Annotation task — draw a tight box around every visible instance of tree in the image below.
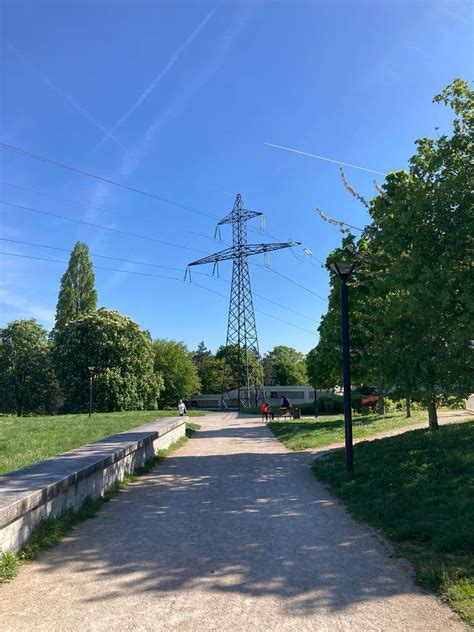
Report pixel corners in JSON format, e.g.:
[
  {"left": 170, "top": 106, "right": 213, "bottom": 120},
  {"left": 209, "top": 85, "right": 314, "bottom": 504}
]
[
  {"left": 53, "top": 309, "right": 160, "bottom": 412},
  {"left": 365, "top": 79, "right": 473, "bottom": 428},
  {"left": 54, "top": 241, "right": 97, "bottom": 333},
  {"left": 0, "top": 320, "right": 57, "bottom": 416},
  {"left": 311, "top": 79, "right": 474, "bottom": 429},
  {"left": 192, "top": 341, "right": 234, "bottom": 394},
  {"left": 215, "top": 344, "right": 262, "bottom": 392},
  {"left": 193, "top": 341, "right": 213, "bottom": 366},
  {"left": 196, "top": 356, "right": 228, "bottom": 394},
  {"left": 153, "top": 339, "right": 201, "bottom": 406},
  {"left": 263, "top": 345, "right": 308, "bottom": 385}
]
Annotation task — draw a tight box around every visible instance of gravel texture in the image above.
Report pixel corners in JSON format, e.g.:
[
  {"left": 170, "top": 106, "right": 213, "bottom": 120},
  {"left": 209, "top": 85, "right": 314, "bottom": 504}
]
[{"left": 0, "top": 413, "right": 467, "bottom": 631}]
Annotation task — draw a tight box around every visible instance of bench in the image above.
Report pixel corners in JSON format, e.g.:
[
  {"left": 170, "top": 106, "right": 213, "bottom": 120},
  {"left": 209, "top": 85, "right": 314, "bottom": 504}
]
[{"left": 277, "top": 407, "right": 293, "bottom": 419}]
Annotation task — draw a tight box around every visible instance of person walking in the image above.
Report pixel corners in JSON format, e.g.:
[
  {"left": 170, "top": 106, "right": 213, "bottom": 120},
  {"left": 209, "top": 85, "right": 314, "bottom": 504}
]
[{"left": 178, "top": 399, "right": 187, "bottom": 416}]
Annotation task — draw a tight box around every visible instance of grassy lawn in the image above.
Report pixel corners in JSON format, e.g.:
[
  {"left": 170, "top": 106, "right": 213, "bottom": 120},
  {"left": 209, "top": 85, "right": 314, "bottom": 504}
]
[
  {"left": 268, "top": 410, "right": 431, "bottom": 450},
  {"left": 0, "top": 410, "right": 206, "bottom": 475},
  {"left": 313, "top": 421, "right": 474, "bottom": 624}
]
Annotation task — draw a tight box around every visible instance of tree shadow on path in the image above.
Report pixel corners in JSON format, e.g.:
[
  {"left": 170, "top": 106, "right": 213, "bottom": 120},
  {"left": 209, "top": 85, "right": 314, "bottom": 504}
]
[{"left": 4, "top": 418, "right": 450, "bottom": 629}]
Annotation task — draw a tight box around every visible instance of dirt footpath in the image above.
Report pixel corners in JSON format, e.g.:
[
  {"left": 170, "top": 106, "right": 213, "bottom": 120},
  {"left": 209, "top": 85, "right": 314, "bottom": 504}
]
[{"left": 0, "top": 413, "right": 467, "bottom": 631}]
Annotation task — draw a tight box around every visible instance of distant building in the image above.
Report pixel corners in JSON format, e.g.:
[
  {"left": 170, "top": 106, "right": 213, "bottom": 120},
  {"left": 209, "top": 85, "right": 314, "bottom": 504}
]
[{"left": 188, "top": 385, "right": 326, "bottom": 409}]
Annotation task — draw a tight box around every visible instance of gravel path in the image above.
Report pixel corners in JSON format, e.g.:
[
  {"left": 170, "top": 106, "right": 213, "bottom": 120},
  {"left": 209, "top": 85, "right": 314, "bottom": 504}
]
[{"left": 0, "top": 413, "right": 466, "bottom": 631}]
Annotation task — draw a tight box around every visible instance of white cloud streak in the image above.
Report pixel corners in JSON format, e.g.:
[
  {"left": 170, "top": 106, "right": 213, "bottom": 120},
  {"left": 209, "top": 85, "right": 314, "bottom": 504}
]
[
  {"left": 7, "top": 43, "right": 124, "bottom": 149},
  {"left": 96, "top": 7, "right": 217, "bottom": 148},
  {"left": 264, "top": 142, "right": 388, "bottom": 176}
]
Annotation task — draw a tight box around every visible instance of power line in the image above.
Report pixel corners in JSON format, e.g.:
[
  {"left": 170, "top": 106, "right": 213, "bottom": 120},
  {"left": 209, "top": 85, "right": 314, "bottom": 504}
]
[
  {"left": 0, "top": 250, "right": 317, "bottom": 336},
  {"left": 0, "top": 237, "right": 318, "bottom": 322},
  {"left": 0, "top": 142, "right": 218, "bottom": 220},
  {"left": 0, "top": 142, "right": 328, "bottom": 297},
  {"left": 214, "top": 275, "right": 317, "bottom": 323},
  {"left": 1, "top": 181, "right": 221, "bottom": 244},
  {"left": 256, "top": 224, "right": 326, "bottom": 266},
  {"left": 0, "top": 201, "right": 209, "bottom": 255},
  {"left": 250, "top": 261, "right": 327, "bottom": 301},
  {"left": 2, "top": 197, "right": 329, "bottom": 301},
  {"left": 0, "top": 237, "right": 185, "bottom": 273},
  {"left": 0, "top": 251, "right": 181, "bottom": 281},
  {"left": 189, "top": 279, "right": 316, "bottom": 336}
]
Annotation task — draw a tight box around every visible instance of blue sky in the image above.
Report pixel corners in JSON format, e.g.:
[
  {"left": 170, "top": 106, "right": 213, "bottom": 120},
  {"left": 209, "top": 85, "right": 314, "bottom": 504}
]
[{"left": 1, "top": 0, "right": 472, "bottom": 354}]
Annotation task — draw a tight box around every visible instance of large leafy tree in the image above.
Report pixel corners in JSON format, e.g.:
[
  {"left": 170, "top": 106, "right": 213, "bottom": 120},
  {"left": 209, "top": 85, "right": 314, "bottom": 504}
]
[
  {"left": 53, "top": 309, "right": 160, "bottom": 412},
  {"left": 153, "top": 339, "right": 201, "bottom": 406},
  {"left": 0, "top": 320, "right": 57, "bottom": 416},
  {"left": 365, "top": 79, "right": 473, "bottom": 427},
  {"left": 309, "top": 79, "right": 473, "bottom": 429},
  {"left": 263, "top": 345, "right": 308, "bottom": 385},
  {"left": 54, "top": 241, "right": 97, "bottom": 333}
]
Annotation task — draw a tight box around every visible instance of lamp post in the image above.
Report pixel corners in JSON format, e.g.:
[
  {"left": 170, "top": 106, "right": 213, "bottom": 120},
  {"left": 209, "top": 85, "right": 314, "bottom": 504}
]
[
  {"left": 328, "top": 260, "right": 357, "bottom": 473},
  {"left": 88, "top": 366, "right": 95, "bottom": 418}
]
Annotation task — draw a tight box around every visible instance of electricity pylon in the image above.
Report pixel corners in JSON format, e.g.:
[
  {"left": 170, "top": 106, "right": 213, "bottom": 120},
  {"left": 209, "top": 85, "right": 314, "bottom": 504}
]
[{"left": 188, "top": 193, "right": 299, "bottom": 410}]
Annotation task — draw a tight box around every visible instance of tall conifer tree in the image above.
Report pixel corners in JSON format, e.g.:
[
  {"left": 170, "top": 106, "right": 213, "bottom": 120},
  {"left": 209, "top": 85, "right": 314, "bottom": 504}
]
[{"left": 54, "top": 242, "right": 97, "bottom": 333}]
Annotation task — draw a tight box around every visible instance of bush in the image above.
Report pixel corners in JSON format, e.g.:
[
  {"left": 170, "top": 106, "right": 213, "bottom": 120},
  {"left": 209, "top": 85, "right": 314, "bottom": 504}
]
[{"left": 442, "top": 395, "right": 466, "bottom": 410}]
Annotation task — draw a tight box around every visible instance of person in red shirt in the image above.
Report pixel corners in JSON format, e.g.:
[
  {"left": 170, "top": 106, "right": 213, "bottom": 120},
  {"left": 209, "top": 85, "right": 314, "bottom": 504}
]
[{"left": 261, "top": 402, "right": 269, "bottom": 422}]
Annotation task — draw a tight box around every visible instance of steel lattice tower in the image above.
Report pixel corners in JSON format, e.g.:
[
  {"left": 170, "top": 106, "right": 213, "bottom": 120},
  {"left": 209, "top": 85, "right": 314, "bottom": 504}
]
[{"left": 188, "top": 194, "right": 299, "bottom": 410}]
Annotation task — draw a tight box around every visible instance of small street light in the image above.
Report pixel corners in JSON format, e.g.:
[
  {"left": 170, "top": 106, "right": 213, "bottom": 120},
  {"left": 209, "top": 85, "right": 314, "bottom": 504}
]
[
  {"left": 328, "top": 260, "right": 358, "bottom": 473},
  {"left": 88, "top": 366, "right": 95, "bottom": 418}
]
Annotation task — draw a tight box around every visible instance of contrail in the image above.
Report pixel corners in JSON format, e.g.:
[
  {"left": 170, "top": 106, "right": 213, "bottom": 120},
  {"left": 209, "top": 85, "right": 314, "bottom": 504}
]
[
  {"left": 97, "top": 7, "right": 217, "bottom": 147},
  {"left": 264, "top": 142, "right": 387, "bottom": 176},
  {"left": 7, "top": 43, "right": 124, "bottom": 148}
]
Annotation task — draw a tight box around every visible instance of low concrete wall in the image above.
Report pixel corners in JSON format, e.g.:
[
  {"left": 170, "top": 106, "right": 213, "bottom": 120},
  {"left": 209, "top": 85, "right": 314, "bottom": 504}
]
[
  {"left": 0, "top": 417, "right": 186, "bottom": 554},
  {"left": 466, "top": 394, "right": 474, "bottom": 413}
]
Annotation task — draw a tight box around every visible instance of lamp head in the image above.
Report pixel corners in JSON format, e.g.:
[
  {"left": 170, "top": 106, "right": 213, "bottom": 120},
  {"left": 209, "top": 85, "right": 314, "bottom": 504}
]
[{"left": 328, "top": 260, "right": 358, "bottom": 280}]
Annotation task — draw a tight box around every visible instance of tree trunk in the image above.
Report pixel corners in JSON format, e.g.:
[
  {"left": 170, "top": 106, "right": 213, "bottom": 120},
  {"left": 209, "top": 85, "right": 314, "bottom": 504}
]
[
  {"left": 377, "top": 386, "right": 385, "bottom": 414},
  {"left": 405, "top": 396, "right": 411, "bottom": 418},
  {"left": 428, "top": 396, "right": 438, "bottom": 431}
]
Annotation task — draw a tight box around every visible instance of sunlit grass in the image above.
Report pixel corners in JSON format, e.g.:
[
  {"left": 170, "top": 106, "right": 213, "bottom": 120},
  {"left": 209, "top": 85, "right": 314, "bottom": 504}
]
[
  {"left": 313, "top": 421, "right": 474, "bottom": 624},
  {"left": 0, "top": 410, "right": 206, "bottom": 474},
  {"left": 269, "top": 411, "right": 429, "bottom": 450}
]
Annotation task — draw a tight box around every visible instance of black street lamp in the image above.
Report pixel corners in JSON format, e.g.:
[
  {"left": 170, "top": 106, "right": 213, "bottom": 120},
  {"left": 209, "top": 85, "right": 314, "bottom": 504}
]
[
  {"left": 88, "top": 366, "right": 95, "bottom": 418},
  {"left": 328, "top": 260, "right": 357, "bottom": 473}
]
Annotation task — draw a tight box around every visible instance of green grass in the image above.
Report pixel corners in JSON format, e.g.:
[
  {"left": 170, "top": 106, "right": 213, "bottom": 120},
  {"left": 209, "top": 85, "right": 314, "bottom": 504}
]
[
  {"left": 268, "top": 411, "right": 432, "bottom": 451},
  {"left": 313, "top": 421, "right": 474, "bottom": 624},
  {"left": 1, "top": 423, "right": 199, "bottom": 583},
  {"left": 0, "top": 410, "right": 206, "bottom": 474}
]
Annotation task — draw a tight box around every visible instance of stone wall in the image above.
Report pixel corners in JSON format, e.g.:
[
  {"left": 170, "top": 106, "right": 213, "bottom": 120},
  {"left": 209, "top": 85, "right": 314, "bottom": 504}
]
[{"left": 0, "top": 417, "right": 186, "bottom": 554}]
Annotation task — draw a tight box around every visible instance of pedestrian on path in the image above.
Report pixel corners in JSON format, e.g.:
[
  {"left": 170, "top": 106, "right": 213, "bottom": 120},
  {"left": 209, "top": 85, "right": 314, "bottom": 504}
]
[{"left": 178, "top": 399, "right": 187, "bottom": 416}]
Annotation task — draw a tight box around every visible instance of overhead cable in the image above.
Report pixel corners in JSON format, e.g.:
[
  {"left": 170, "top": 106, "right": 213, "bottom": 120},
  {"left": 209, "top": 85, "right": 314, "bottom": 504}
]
[
  {"left": 0, "top": 250, "right": 317, "bottom": 335},
  {"left": 0, "top": 142, "right": 217, "bottom": 220},
  {"left": 0, "top": 237, "right": 319, "bottom": 321},
  {"left": 0, "top": 201, "right": 209, "bottom": 255}
]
